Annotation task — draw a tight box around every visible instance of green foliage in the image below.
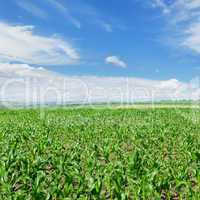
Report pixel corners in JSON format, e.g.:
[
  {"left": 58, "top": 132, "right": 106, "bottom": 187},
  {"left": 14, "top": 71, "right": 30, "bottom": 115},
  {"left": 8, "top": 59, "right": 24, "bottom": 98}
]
[{"left": 0, "top": 108, "right": 200, "bottom": 199}]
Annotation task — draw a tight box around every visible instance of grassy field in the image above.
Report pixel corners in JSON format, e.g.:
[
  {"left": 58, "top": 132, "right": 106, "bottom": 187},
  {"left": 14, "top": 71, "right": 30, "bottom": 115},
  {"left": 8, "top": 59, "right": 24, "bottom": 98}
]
[{"left": 0, "top": 107, "right": 200, "bottom": 199}]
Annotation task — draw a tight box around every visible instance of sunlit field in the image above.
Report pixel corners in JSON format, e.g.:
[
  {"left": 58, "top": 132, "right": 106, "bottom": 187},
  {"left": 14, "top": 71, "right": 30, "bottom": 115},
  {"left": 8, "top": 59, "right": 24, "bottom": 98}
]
[{"left": 1, "top": 107, "right": 200, "bottom": 199}]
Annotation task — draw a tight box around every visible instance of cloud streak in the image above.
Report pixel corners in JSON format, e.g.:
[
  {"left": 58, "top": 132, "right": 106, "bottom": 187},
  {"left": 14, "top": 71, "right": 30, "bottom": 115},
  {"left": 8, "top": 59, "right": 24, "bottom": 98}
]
[
  {"left": 46, "top": 0, "right": 81, "bottom": 29},
  {"left": 16, "top": 0, "right": 48, "bottom": 19},
  {"left": 0, "top": 22, "right": 80, "bottom": 65}
]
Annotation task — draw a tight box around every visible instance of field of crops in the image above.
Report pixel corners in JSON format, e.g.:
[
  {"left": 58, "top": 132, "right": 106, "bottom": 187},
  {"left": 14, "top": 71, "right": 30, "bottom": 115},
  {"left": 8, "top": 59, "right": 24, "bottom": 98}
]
[{"left": 0, "top": 107, "right": 200, "bottom": 199}]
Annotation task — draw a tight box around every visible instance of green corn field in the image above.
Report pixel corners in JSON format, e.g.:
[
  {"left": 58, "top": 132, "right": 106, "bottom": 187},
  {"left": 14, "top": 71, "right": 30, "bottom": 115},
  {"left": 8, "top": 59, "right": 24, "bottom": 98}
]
[{"left": 0, "top": 107, "right": 200, "bottom": 199}]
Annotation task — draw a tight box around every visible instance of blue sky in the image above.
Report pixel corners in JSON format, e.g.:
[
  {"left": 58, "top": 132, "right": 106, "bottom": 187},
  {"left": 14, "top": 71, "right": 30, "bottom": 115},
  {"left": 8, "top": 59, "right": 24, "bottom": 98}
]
[
  {"left": 0, "top": 0, "right": 200, "bottom": 104},
  {"left": 0, "top": 0, "right": 200, "bottom": 82}
]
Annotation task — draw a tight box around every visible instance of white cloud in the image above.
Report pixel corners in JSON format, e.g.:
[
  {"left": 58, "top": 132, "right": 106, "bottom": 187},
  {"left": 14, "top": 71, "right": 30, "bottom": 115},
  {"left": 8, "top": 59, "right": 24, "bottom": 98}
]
[
  {"left": 16, "top": 0, "right": 48, "bottom": 19},
  {"left": 105, "top": 56, "right": 127, "bottom": 68},
  {"left": 176, "top": 0, "right": 200, "bottom": 10},
  {"left": 152, "top": 0, "right": 170, "bottom": 14},
  {"left": 151, "top": 0, "right": 200, "bottom": 55},
  {"left": 0, "top": 63, "right": 54, "bottom": 78},
  {"left": 182, "top": 22, "right": 200, "bottom": 53},
  {"left": 0, "top": 63, "right": 199, "bottom": 105},
  {"left": 0, "top": 22, "right": 80, "bottom": 65}
]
